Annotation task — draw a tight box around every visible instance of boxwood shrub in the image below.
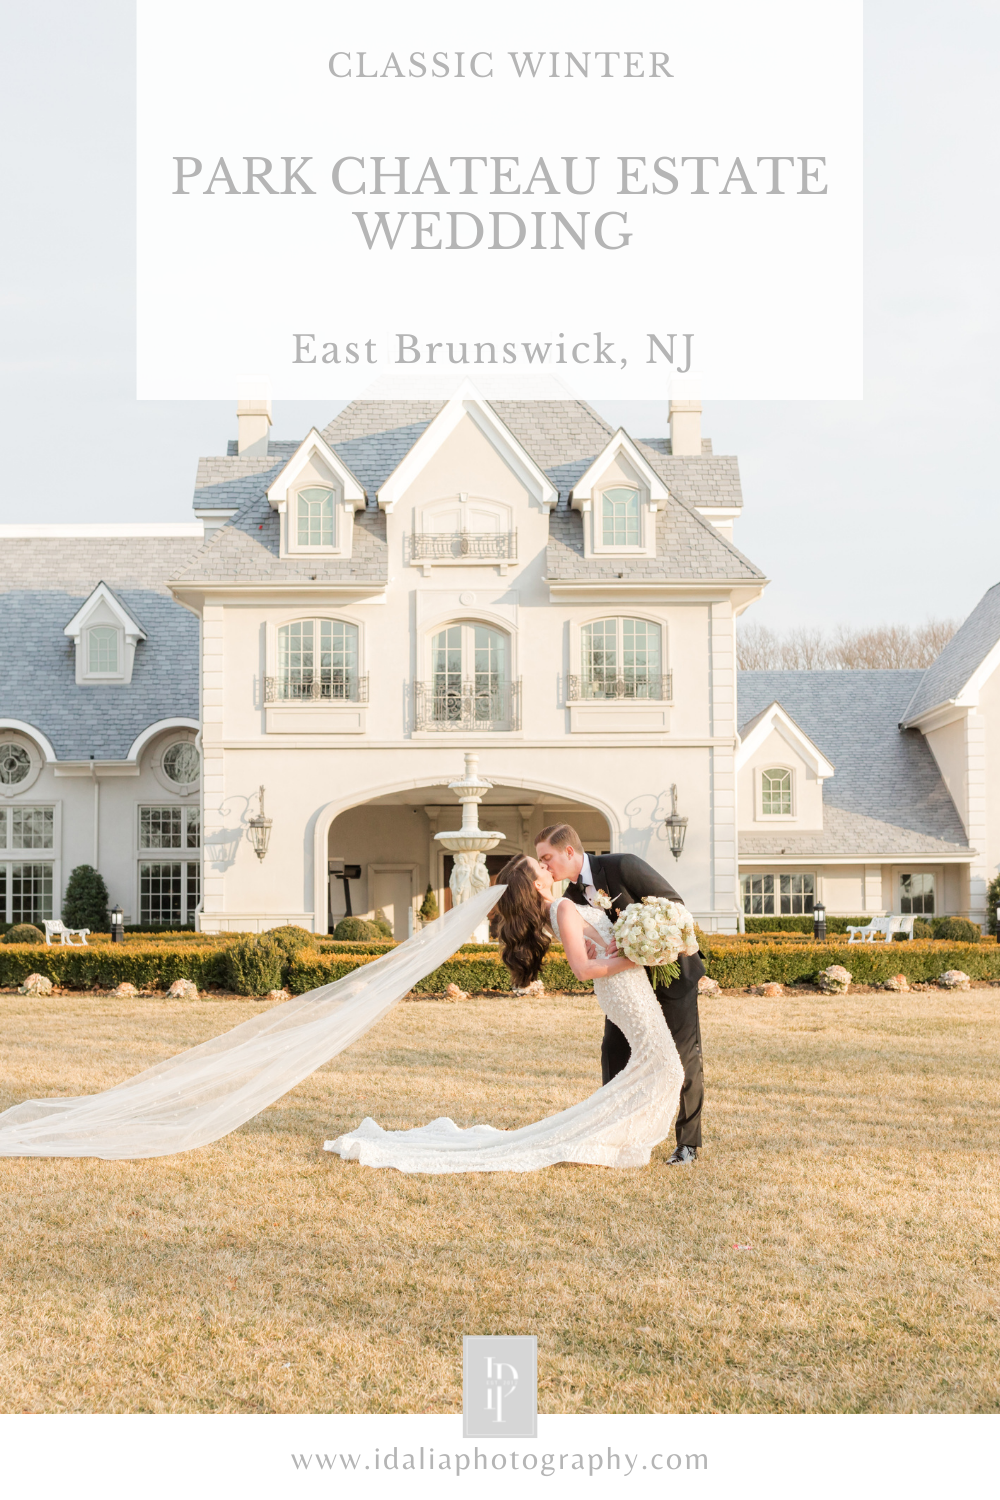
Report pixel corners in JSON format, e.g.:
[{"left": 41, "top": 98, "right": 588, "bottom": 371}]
[{"left": 700, "top": 939, "right": 1000, "bottom": 989}]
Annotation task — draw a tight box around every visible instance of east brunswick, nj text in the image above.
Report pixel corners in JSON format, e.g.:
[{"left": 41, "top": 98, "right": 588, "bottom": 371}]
[{"left": 291, "top": 333, "right": 694, "bottom": 372}]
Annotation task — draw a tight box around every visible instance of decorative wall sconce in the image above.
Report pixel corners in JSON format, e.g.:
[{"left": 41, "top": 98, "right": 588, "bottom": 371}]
[
  {"left": 664, "top": 783, "right": 688, "bottom": 860},
  {"left": 248, "top": 786, "right": 272, "bottom": 861}
]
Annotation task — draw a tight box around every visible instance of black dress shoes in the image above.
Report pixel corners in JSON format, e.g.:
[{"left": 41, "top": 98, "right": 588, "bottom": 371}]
[{"left": 666, "top": 1145, "right": 698, "bottom": 1165}]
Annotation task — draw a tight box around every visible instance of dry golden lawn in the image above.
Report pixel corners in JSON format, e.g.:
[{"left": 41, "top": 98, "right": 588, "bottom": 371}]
[{"left": 1, "top": 985, "right": 998, "bottom": 1415}]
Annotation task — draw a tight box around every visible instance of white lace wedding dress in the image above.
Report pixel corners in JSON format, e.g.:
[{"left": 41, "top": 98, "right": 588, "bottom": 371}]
[{"left": 324, "top": 899, "right": 684, "bottom": 1173}]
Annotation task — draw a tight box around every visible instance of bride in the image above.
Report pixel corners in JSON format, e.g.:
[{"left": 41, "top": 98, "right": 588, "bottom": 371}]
[{"left": 325, "top": 855, "right": 684, "bottom": 1173}]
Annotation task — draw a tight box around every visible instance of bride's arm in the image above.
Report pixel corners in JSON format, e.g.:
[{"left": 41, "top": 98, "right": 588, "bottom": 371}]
[{"left": 556, "top": 901, "right": 635, "bottom": 982}]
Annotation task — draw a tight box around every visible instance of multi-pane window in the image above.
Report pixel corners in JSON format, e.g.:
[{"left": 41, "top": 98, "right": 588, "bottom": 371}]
[
  {"left": 780, "top": 874, "right": 814, "bottom": 915},
  {"left": 139, "top": 806, "right": 201, "bottom": 849},
  {"left": 761, "top": 768, "right": 792, "bottom": 816},
  {"left": 601, "top": 487, "right": 640, "bottom": 547},
  {"left": 277, "top": 619, "right": 359, "bottom": 700},
  {"left": 742, "top": 873, "right": 816, "bottom": 916},
  {"left": 430, "top": 623, "right": 509, "bottom": 725},
  {"left": 580, "top": 617, "right": 663, "bottom": 698},
  {"left": 296, "top": 488, "right": 335, "bottom": 547},
  {"left": 0, "top": 806, "right": 56, "bottom": 924},
  {"left": 88, "top": 626, "right": 119, "bottom": 674},
  {"left": 11, "top": 807, "right": 54, "bottom": 849},
  {"left": 139, "top": 862, "right": 201, "bottom": 927},
  {"left": 742, "top": 874, "right": 775, "bottom": 915},
  {"left": 900, "top": 873, "right": 935, "bottom": 915},
  {"left": 0, "top": 743, "right": 31, "bottom": 785}
]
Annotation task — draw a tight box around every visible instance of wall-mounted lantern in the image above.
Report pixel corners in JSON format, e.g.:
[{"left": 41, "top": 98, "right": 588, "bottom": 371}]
[
  {"left": 110, "top": 905, "right": 124, "bottom": 943},
  {"left": 248, "top": 786, "right": 273, "bottom": 862},
  {"left": 664, "top": 783, "right": 688, "bottom": 861}
]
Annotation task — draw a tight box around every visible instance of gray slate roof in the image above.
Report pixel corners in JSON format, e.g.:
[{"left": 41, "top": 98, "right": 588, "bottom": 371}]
[
  {"left": 182, "top": 399, "right": 754, "bottom": 585},
  {"left": 901, "top": 581, "right": 1000, "bottom": 723},
  {"left": 0, "top": 539, "right": 200, "bottom": 760},
  {"left": 738, "top": 670, "right": 970, "bottom": 858}
]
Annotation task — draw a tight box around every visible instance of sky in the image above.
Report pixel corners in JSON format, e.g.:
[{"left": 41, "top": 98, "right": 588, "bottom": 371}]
[{"left": 2, "top": 1, "right": 997, "bottom": 630}]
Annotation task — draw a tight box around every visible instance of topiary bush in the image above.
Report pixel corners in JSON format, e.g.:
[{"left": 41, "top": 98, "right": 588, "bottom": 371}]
[
  {"left": 372, "top": 907, "right": 394, "bottom": 939},
  {"left": 3, "top": 923, "right": 44, "bottom": 944},
  {"left": 419, "top": 884, "right": 439, "bottom": 923},
  {"left": 264, "top": 924, "right": 316, "bottom": 960},
  {"left": 988, "top": 873, "right": 1000, "bottom": 937},
  {"left": 333, "top": 916, "right": 381, "bottom": 941},
  {"left": 931, "top": 916, "right": 981, "bottom": 943},
  {"left": 62, "top": 864, "right": 109, "bottom": 930},
  {"left": 224, "top": 935, "right": 284, "bottom": 996}
]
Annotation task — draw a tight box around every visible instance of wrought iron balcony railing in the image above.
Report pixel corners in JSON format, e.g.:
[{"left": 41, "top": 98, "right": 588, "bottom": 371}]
[
  {"left": 566, "top": 672, "right": 673, "bottom": 702},
  {"left": 264, "top": 675, "right": 369, "bottom": 704},
  {"left": 409, "top": 531, "right": 517, "bottom": 561},
  {"left": 414, "top": 679, "right": 522, "bottom": 732}
]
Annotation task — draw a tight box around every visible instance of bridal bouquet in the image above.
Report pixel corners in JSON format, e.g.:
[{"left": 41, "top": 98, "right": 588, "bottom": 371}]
[{"left": 613, "top": 896, "right": 700, "bottom": 988}]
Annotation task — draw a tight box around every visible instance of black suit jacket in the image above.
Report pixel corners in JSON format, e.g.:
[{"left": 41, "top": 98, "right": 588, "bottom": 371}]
[{"left": 564, "top": 851, "right": 705, "bottom": 998}]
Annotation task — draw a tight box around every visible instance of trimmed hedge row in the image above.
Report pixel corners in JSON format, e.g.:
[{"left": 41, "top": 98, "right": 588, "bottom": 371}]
[
  {"left": 0, "top": 943, "right": 230, "bottom": 990},
  {"left": 701, "top": 939, "right": 1000, "bottom": 988},
  {"left": 287, "top": 950, "right": 587, "bottom": 996}
]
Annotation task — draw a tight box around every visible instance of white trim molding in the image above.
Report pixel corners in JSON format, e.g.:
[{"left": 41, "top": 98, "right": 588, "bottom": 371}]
[{"left": 735, "top": 701, "right": 835, "bottom": 782}]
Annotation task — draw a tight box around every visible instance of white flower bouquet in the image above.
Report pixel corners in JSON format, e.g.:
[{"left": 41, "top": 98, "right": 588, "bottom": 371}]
[{"left": 613, "top": 895, "right": 700, "bottom": 988}]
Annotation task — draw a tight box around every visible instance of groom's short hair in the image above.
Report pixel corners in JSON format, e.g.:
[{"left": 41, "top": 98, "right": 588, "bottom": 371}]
[{"left": 535, "top": 822, "right": 583, "bottom": 853}]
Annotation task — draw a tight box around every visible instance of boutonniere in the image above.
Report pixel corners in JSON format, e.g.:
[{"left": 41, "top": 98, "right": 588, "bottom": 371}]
[{"left": 592, "top": 889, "right": 617, "bottom": 910}]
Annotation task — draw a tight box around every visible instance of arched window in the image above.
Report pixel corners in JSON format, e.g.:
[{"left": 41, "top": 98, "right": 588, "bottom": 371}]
[
  {"left": 419, "top": 623, "right": 517, "bottom": 729},
  {"left": 601, "top": 487, "right": 640, "bottom": 547},
  {"left": 276, "top": 620, "right": 360, "bottom": 701},
  {"left": 761, "top": 767, "right": 792, "bottom": 816},
  {"left": 88, "top": 626, "right": 119, "bottom": 675},
  {"left": 296, "top": 488, "right": 334, "bottom": 548},
  {"left": 580, "top": 618, "right": 663, "bottom": 699}
]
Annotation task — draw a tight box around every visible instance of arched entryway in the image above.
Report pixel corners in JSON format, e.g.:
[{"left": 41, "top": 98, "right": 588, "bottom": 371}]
[{"left": 323, "top": 783, "right": 611, "bottom": 936}]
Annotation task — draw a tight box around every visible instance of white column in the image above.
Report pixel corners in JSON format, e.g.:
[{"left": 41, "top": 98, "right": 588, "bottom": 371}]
[
  {"left": 199, "top": 604, "right": 226, "bottom": 926},
  {"left": 966, "top": 712, "right": 988, "bottom": 925},
  {"left": 710, "top": 600, "right": 738, "bottom": 928}
]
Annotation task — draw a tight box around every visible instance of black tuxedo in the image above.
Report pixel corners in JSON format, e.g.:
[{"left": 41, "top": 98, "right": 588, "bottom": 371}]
[{"left": 565, "top": 852, "right": 706, "bottom": 1149}]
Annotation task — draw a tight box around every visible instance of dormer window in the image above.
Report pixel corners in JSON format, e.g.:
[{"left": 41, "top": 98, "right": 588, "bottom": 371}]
[
  {"left": 297, "top": 488, "right": 335, "bottom": 548},
  {"left": 88, "top": 626, "right": 120, "bottom": 676},
  {"left": 761, "top": 768, "right": 793, "bottom": 816},
  {"left": 64, "top": 582, "right": 146, "bottom": 686},
  {"left": 602, "top": 488, "right": 640, "bottom": 548}
]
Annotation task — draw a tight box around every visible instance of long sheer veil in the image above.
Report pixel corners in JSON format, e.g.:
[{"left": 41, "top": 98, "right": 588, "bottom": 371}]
[{"left": 0, "top": 887, "right": 502, "bottom": 1160}]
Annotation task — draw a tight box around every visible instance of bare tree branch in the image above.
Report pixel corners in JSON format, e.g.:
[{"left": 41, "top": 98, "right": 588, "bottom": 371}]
[{"left": 737, "top": 618, "right": 957, "bottom": 671}]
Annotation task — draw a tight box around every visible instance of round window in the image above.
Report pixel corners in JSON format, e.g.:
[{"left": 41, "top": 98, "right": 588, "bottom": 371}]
[
  {"left": 162, "top": 741, "right": 200, "bottom": 786},
  {"left": 0, "top": 743, "right": 31, "bottom": 785}
]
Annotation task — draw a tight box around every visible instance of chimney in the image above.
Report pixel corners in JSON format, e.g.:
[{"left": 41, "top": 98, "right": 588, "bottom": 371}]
[
  {"left": 237, "top": 382, "right": 272, "bottom": 457},
  {"left": 669, "top": 399, "right": 702, "bottom": 456}
]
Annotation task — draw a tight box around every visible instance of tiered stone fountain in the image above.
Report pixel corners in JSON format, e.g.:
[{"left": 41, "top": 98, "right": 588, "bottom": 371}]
[{"left": 435, "top": 752, "right": 504, "bottom": 941}]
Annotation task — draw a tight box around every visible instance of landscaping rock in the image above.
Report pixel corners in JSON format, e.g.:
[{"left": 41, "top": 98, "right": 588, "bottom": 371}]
[
  {"left": 817, "top": 965, "right": 852, "bottom": 994},
  {"left": 264, "top": 988, "right": 290, "bottom": 1003},
  {"left": 444, "top": 982, "right": 469, "bottom": 1001},
  {"left": 883, "top": 973, "right": 910, "bottom": 993},
  {"left": 938, "top": 969, "right": 971, "bottom": 991},
  {"left": 698, "top": 976, "right": 721, "bottom": 998},
  {"left": 512, "top": 979, "right": 545, "bottom": 997},
  {"left": 751, "top": 982, "right": 784, "bottom": 998},
  {"left": 113, "top": 982, "right": 138, "bottom": 997},
  {"left": 166, "top": 978, "right": 199, "bottom": 1000},
  {"left": 19, "top": 973, "right": 53, "bottom": 996}
]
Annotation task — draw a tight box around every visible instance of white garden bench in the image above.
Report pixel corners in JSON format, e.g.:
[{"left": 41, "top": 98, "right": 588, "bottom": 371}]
[
  {"left": 43, "top": 920, "right": 90, "bottom": 947},
  {"left": 846, "top": 916, "right": 915, "bottom": 943}
]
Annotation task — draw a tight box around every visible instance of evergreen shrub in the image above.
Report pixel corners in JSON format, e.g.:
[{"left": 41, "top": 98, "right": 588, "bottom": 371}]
[
  {"left": 224, "top": 936, "right": 284, "bottom": 996},
  {"left": 4, "top": 923, "right": 44, "bottom": 944},
  {"left": 264, "top": 924, "right": 316, "bottom": 959},
  {"left": 372, "top": 908, "right": 394, "bottom": 938},
  {"left": 931, "top": 916, "right": 981, "bottom": 943},
  {"left": 988, "top": 873, "right": 1000, "bottom": 937},
  {"left": 62, "top": 865, "right": 110, "bottom": 930},
  {"left": 333, "top": 916, "right": 381, "bottom": 941},
  {"left": 419, "top": 884, "right": 439, "bottom": 923}
]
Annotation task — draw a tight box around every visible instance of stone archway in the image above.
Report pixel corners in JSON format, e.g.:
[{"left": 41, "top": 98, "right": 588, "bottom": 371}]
[{"left": 320, "top": 782, "right": 612, "bottom": 935}]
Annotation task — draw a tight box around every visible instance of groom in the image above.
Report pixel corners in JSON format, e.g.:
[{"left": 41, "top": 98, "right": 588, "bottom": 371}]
[{"left": 535, "top": 823, "right": 706, "bottom": 1165}]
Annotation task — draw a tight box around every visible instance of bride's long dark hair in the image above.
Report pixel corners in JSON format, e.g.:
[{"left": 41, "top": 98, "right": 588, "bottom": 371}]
[{"left": 494, "top": 855, "right": 551, "bottom": 987}]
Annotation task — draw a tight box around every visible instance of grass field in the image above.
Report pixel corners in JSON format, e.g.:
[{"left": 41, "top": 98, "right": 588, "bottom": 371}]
[{"left": 1, "top": 985, "right": 998, "bottom": 1414}]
